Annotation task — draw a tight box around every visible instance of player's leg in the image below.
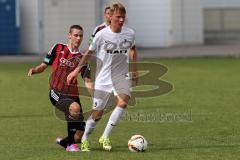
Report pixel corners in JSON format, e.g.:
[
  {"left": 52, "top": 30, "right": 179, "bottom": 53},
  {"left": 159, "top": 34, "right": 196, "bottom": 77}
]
[
  {"left": 53, "top": 94, "right": 85, "bottom": 151},
  {"left": 80, "top": 109, "right": 103, "bottom": 151},
  {"left": 49, "top": 90, "right": 70, "bottom": 149},
  {"left": 56, "top": 123, "right": 84, "bottom": 149},
  {"left": 99, "top": 94, "right": 130, "bottom": 151},
  {"left": 100, "top": 78, "right": 131, "bottom": 150},
  {"left": 82, "top": 110, "right": 104, "bottom": 141},
  {"left": 65, "top": 101, "right": 85, "bottom": 151},
  {"left": 81, "top": 86, "right": 112, "bottom": 151},
  {"left": 58, "top": 122, "right": 84, "bottom": 151},
  {"left": 102, "top": 94, "right": 129, "bottom": 137}
]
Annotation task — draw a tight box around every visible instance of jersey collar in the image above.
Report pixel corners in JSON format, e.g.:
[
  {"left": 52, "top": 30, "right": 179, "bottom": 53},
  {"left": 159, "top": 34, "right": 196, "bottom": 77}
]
[{"left": 67, "top": 44, "right": 79, "bottom": 54}]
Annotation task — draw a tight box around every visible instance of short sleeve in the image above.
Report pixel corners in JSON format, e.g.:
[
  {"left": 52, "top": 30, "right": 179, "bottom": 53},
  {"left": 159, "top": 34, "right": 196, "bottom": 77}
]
[
  {"left": 131, "top": 30, "right": 136, "bottom": 49},
  {"left": 43, "top": 44, "right": 58, "bottom": 65}
]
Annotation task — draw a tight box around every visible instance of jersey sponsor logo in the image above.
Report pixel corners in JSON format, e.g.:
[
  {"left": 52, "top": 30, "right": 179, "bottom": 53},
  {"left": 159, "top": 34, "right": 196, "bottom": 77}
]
[
  {"left": 120, "top": 39, "right": 132, "bottom": 49},
  {"left": 104, "top": 39, "right": 132, "bottom": 55},
  {"left": 60, "top": 57, "right": 75, "bottom": 67},
  {"left": 106, "top": 49, "right": 127, "bottom": 54},
  {"left": 104, "top": 41, "right": 117, "bottom": 50}
]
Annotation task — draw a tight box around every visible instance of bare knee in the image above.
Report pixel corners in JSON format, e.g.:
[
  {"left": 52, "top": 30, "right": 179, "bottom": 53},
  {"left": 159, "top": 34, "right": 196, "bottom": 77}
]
[
  {"left": 69, "top": 102, "right": 82, "bottom": 120},
  {"left": 117, "top": 94, "right": 130, "bottom": 108},
  {"left": 91, "top": 110, "right": 104, "bottom": 122},
  {"left": 117, "top": 101, "right": 128, "bottom": 108}
]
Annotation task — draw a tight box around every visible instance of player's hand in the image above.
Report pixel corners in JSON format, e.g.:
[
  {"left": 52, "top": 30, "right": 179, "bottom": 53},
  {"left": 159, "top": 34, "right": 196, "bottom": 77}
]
[
  {"left": 67, "top": 70, "right": 78, "bottom": 85},
  {"left": 27, "top": 68, "right": 34, "bottom": 77},
  {"left": 132, "top": 70, "right": 138, "bottom": 86}
]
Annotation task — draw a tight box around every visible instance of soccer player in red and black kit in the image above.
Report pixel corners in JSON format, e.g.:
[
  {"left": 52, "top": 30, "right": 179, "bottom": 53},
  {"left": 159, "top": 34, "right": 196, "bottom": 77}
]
[{"left": 28, "top": 25, "right": 93, "bottom": 152}]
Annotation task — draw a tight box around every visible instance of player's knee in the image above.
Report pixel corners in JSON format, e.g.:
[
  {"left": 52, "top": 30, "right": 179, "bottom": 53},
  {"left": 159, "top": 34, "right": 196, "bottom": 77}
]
[
  {"left": 92, "top": 115, "right": 102, "bottom": 122},
  {"left": 91, "top": 111, "right": 103, "bottom": 122},
  {"left": 69, "top": 102, "right": 83, "bottom": 120},
  {"left": 117, "top": 101, "right": 128, "bottom": 109},
  {"left": 69, "top": 102, "right": 80, "bottom": 111},
  {"left": 117, "top": 95, "right": 130, "bottom": 108}
]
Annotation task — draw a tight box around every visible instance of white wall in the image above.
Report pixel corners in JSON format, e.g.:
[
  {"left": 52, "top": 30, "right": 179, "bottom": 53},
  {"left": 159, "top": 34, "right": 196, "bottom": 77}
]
[
  {"left": 20, "top": 0, "right": 95, "bottom": 54},
  {"left": 127, "top": 0, "right": 171, "bottom": 47},
  {"left": 19, "top": 0, "right": 204, "bottom": 53},
  {"left": 43, "top": 0, "right": 95, "bottom": 53},
  {"left": 20, "top": 0, "right": 40, "bottom": 54},
  {"left": 171, "top": 0, "right": 203, "bottom": 46},
  {"left": 127, "top": 0, "right": 203, "bottom": 47},
  {"left": 202, "top": 0, "right": 240, "bottom": 8}
]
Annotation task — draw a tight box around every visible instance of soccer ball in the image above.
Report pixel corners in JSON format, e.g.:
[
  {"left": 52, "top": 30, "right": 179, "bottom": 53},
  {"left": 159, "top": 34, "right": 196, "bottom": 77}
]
[{"left": 128, "top": 135, "right": 148, "bottom": 152}]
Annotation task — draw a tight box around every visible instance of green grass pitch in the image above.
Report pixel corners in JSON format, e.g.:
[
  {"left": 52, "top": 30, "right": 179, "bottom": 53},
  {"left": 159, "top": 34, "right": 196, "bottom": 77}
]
[{"left": 0, "top": 58, "right": 240, "bottom": 160}]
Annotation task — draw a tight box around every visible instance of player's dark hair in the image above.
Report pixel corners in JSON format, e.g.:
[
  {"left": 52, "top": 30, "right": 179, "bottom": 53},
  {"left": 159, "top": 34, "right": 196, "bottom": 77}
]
[
  {"left": 104, "top": 6, "right": 111, "bottom": 13},
  {"left": 69, "top": 25, "right": 83, "bottom": 33}
]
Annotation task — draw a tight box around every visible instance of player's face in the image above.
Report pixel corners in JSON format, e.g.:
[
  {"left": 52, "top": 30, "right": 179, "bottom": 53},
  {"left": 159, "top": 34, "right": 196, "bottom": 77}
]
[
  {"left": 104, "top": 9, "right": 112, "bottom": 24},
  {"left": 69, "top": 29, "right": 83, "bottom": 49},
  {"left": 111, "top": 10, "right": 125, "bottom": 31}
]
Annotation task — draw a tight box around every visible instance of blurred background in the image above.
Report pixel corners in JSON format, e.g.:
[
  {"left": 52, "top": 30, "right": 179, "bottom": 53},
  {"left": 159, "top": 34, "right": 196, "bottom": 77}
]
[
  {"left": 2, "top": 1, "right": 240, "bottom": 160},
  {"left": 1, "top": 0, "right": 240, "bottom": 57}
]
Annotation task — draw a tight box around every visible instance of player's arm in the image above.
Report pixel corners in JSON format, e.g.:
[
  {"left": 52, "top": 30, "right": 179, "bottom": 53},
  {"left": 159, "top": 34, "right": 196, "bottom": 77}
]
[
  {"left": 80, "top": 64, "right": 94, "bottom": 96},
  {"left": 28, "top": 44, "right": 57, "bottom": 77},
  {"left": 28, "top": 63, "right": 48, "bottom": 77},
  {"left": 129, "top": 47, "right": 138, "bottom": 84},
  {"left": 67, "top": 49, "right": 94, "bottom": 85}
]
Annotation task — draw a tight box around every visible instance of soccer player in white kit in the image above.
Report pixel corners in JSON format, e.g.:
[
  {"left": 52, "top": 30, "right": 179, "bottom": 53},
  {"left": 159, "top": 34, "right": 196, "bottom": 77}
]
[
  {"left": 90, "top": 6, "right": 112, "bottom": 43},
  {"left": 67, "top": 2, "right": 138, "bottom": 151}
]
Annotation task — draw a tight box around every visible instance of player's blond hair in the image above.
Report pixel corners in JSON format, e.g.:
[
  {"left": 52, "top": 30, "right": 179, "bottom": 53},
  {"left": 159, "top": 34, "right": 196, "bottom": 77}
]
[{"left": 110, "top": 2, "right": 126, "bottom": 14}]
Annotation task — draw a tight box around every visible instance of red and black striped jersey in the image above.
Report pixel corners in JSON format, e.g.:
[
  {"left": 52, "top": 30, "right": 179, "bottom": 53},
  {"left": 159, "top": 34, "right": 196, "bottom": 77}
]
[{"left": 43, "top": 43, "right": 90, "bottom": 97}]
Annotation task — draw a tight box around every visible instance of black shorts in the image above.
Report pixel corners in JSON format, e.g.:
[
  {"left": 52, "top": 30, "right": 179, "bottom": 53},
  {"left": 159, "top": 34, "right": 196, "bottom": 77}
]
[
  {"left": 49, "top": 89, "right": 85, "bottom": 131},
  {"left": 49, "top": 89, "right": 83, "bottom": 114}
]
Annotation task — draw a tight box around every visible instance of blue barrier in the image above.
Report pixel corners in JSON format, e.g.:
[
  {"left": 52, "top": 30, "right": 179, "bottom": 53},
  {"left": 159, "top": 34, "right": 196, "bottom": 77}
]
[{"left": 0, "top": 0, "right": 20, "bottom": 55}]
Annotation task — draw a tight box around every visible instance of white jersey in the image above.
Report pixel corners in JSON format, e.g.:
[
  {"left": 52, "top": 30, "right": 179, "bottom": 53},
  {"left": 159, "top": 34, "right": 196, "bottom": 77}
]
[{"left": 89, "top": 26, "right": 135, "bottom": 85}]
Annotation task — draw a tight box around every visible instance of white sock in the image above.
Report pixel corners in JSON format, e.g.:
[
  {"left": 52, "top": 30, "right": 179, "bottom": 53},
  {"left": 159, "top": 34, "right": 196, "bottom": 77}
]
[
  {"left": 81, "top": 118, "right": 97, "bottom": 141},
  {"left": 102, "top": 106, "right": 124, "bottom": 138}
]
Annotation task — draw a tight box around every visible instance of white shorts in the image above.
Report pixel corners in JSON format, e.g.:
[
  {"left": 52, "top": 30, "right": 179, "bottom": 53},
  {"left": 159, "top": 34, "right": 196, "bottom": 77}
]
[{"left": 92, "top": 78, "right": 131, "bottom": 110}]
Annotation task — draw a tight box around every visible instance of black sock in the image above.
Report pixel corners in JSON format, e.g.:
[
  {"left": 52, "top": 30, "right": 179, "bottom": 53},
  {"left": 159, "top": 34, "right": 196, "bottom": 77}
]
[
  {"left": 59, "top": 136, "right": 68, "bottom": 149},
  {"left": 67, "top": 122, "right": 76, "bottom": 145}
]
